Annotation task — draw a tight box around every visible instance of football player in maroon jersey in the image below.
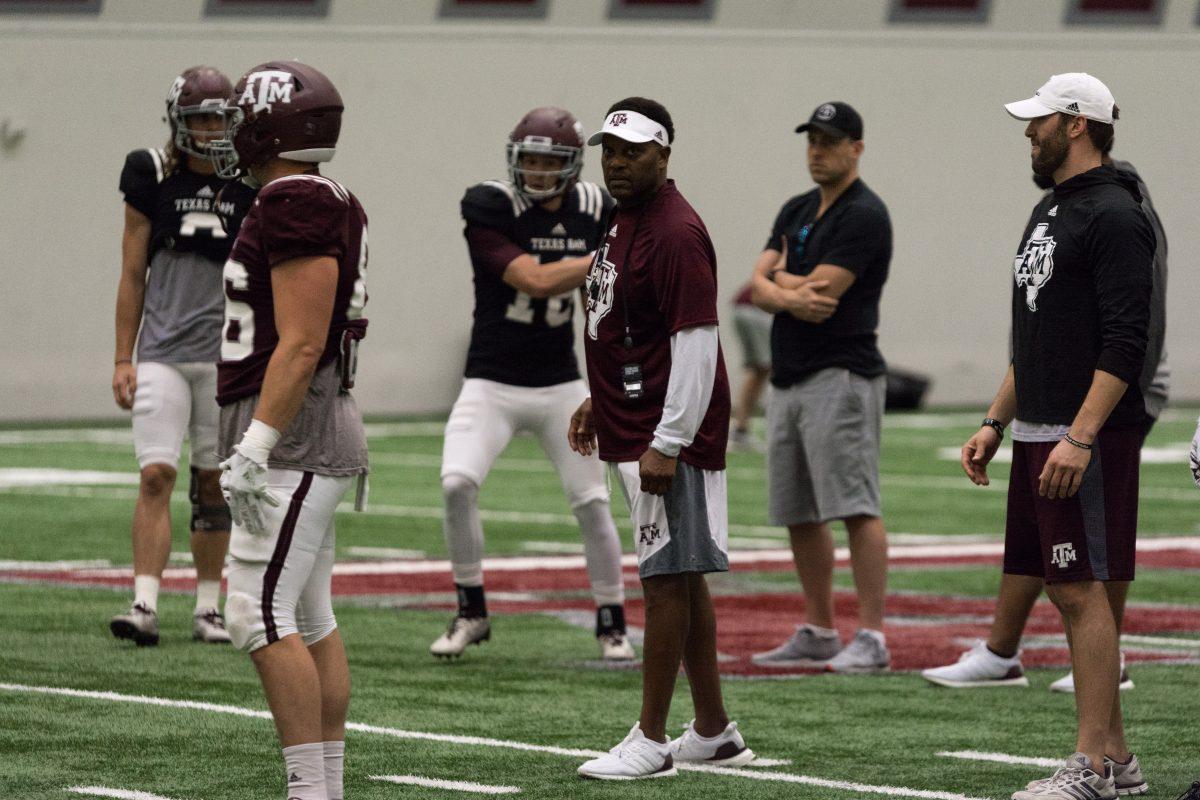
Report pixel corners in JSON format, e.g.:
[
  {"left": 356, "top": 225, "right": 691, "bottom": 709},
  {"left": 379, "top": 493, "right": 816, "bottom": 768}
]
[
  {"left": 210, "top": 61, "right": 367, "bottom": 800},
  {"left": 432, "top": 107, "right": 633, "bottom": 662},
  {"left": 110, "top": 66, "right": 256, "bottom": 647}
]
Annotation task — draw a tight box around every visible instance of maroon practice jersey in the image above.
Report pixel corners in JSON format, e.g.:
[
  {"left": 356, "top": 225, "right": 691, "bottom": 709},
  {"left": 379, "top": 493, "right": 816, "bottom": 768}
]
[
  {"left": 217, "top": 173, "right": 368, "bottom": 406},
  {"left": 583, "top": 180, "right": 731, "bottom": 470}
]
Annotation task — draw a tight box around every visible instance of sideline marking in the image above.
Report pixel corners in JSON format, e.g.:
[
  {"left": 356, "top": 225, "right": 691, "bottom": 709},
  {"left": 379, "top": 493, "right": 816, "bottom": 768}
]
[
  {"left": 370, "top": 775, "right": 520, "bottom": 794},
  {"left": 936, "top": 751, "right": 1060, "bottom": 769},
  {"left": 66, "top": 537, "right": 1200, "bottom": 581},
  {"left": 4, "top": 683, "right": 987, "bottom": 800},
  {"left": 67, "top": 788, "right": 182, "bottom": 800}
]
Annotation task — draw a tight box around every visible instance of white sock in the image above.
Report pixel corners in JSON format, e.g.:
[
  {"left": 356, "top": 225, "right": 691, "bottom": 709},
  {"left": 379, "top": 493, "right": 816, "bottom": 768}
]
[
  {"left": 134, "top": 575, "right": 160, "bottom": 611},
  {"left": 195, "top": 580, "right": 221, "bottom": 613},
  {"left": 282, "top": 742, "right": 327, "bottom": 800},
  {"left": 574, "top": 499, "right": 624, "bottom": 607},
  {"left": 323, "top": 741, "right": 345, "bottom": 800},
  {"left": 442, "top": 475, "right": 484, "bottom": 586}
]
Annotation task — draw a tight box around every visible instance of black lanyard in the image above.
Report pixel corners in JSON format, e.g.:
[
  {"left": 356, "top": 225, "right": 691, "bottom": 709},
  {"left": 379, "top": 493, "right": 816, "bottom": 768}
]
[{"left": 615, "top": 208, "right": 648, "bottom": 351}]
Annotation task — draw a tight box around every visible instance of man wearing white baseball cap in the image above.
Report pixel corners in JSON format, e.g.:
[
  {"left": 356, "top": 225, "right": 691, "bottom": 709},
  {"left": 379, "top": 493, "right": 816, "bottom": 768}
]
[{"left": 963, "top": 73, "right": 1154, "bottom": 800}]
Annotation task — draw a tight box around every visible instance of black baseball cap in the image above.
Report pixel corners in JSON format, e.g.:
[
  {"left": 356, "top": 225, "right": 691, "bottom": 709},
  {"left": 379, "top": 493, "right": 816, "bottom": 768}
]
[{"left": 795, "top": 101, "right": 863, "bottom": 141}]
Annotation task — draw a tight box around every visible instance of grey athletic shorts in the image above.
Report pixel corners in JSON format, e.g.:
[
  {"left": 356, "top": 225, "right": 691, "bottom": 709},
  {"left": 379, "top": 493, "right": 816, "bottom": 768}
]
[
  {"left": 767, "top": 368, "right": 885, "bottom": 526},
  {"left": 732, "top": 304, "right": 773, "bottom": 369},
  {"left": 610, "top": 460, "right": 729, "bottom": 579}
]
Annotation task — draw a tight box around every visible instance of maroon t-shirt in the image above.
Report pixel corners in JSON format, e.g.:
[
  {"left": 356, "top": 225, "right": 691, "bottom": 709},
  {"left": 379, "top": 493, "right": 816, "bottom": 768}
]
[
  {"left": 583, "top": 180, "right": 730, "bottom": 470},
  {"left": 217, "top": 173, "right": 369, "bottom": 406}
]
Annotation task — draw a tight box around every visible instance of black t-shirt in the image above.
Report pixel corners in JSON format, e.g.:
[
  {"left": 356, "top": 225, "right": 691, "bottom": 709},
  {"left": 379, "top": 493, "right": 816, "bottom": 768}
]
[
  {"left": 764, "top": 179, "right": 892, "bottom": 387},
  {"left": 1010, "top": 165, "right": 1153, "bottom": 429},
  {"left": 119, "top": 148, "right": 257, "bottom": 264},
  {"left": 460, "top": 179, "right": 614, "bottom": 387}
]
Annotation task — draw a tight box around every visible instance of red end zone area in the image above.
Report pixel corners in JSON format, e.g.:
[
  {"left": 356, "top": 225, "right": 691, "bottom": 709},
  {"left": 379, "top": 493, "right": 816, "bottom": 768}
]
[{"left": 7, "top": 540, "right": 1199, "bottom": 677}]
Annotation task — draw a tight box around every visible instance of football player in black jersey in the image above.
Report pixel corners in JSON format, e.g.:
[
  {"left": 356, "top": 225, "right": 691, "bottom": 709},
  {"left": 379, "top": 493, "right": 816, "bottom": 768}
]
[
  {"left": 110, "top": 66, "right": 256, "bottom": 646},
  {"left": 432, "top": 107, "right": 633, "bottom": 661}
]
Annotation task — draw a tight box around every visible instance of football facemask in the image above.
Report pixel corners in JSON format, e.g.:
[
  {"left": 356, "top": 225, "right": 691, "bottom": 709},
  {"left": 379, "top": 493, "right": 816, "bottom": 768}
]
[{"left": 506, "top": 137, "right": 582, "bottom": 201}]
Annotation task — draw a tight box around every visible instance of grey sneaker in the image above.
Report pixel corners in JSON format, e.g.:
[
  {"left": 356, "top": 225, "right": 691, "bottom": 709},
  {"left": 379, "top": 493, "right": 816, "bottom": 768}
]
[
  {"left": 1014, "top": 753, "right": 1116, "bottom": 800},
  {"left": 1108, "top": 754, "right": 1147, "bottom": 796},
  {"left": 825, "top": 629, "right": 890, "bottom": 674},
  {"left": 110, "top": 601, "right": 159, "bottom": 646},
  {"left": 751, "top": 624, "right": 841, "bottom": 667}
]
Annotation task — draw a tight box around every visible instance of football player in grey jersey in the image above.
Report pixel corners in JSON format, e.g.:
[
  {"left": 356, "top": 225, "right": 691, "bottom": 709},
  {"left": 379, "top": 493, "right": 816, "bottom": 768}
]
[{"left": 110, "top": 66, "right": 255, "bottom": 647}]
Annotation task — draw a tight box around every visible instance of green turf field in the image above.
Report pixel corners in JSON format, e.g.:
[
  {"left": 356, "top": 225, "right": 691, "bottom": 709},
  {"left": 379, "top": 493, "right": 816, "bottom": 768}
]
[{"left": 1, "top": 410, "right": 1198, "bottom": 799}]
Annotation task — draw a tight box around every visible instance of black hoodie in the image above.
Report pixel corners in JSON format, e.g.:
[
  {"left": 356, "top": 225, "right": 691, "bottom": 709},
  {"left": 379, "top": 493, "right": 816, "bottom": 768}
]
[{"left": 1010, "top": 164, "right": 1154, "bottom": 429}]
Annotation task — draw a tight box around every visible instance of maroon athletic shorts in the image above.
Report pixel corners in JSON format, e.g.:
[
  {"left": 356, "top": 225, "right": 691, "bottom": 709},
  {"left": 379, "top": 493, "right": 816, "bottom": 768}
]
[{"left": 1003, "top": 429, "right": 1141, "bottom": 584}]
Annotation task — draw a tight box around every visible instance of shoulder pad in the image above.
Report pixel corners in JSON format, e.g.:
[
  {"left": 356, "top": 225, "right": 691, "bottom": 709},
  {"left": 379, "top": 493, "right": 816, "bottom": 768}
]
[
  {"left": 123, "top": 148, "right": 167, "bottom": 184},
  {"left": 462, "top": 180, "right": 526, "bottom": 229},
  {"left": 259, "top": 174, "right": 350, "bottom": 209},
  {"left": 571, "top": 181, "right": 609, "bottom": 223}
]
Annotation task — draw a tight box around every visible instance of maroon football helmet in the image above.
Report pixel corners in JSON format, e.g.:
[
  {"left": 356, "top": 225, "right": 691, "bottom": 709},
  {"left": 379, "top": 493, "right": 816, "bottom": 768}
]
[
  {"left": 166, "top": 66, "right": 233, "bottom": 159},
  {"left": 506, "top": 107, "right": 584, "bottom": 201},
  {"left": 211, "top": 61, "right": 343, "bottom": 180}
]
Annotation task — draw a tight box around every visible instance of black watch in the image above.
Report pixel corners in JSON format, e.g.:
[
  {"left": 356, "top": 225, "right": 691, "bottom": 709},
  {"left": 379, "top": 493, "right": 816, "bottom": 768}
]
[{"left": 981, "top": 418, "right": 1005, "bottom": 438}]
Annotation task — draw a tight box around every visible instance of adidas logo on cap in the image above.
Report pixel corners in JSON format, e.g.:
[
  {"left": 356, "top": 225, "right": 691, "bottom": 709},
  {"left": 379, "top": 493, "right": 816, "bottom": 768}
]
[{"left": 1066, "top": 101, "right": 1080, "bottom": 113}]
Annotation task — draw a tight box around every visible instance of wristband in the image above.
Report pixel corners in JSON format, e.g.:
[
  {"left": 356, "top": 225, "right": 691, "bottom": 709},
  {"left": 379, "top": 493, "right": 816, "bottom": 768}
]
[
  {"left": 237, "top": 419, "right": 281, "bottom": 465},
  {"left": 1064, "top": 434, "right": 1093, "bottom": 451},
  {"left": 981, "top": 418, "right": 1005, "bottom": 438}
]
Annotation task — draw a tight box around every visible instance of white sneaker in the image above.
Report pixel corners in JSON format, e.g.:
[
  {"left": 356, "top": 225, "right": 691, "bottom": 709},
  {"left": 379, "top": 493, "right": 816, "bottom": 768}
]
[
  {"left": 598, "top": 632, "right": 636, "bottom": 661},
  {"left": 1013, "top": 753, "right": 1116, "bottom": 799},
  {"left": 430, "top": 615, "right": 491, "bottom": 658},
  {"left": 751, "top": 624, "right": 842, "bottom": 667},
  {"left": 922, "top": 641, "right": 1029, "bottom": 688},
  {"left": 825, "top": 629, "right": 890, "bottom": 673},
  {"left": 110, "top": 601, "right": 159, "bottom": 646},
  {"left": 670, "top": 720, "right": 755, "bottom": 767},
  {"left": 1049, "top": 651, "right": 1134, "bottom": 694},
  {"left": 578, "top": 724, "right": 676, "bottom": 780},
  {"left": 193, "top": 608, "right": 232, "bottom": 644}
]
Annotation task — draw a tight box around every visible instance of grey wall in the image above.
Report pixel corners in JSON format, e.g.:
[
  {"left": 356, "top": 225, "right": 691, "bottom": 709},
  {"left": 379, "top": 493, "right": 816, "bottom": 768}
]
[{"left": 2, "top": 1, "right": 1197, "bottom": 420}]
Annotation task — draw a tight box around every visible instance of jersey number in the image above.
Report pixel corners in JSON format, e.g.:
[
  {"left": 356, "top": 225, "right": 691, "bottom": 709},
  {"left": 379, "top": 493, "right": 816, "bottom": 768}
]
[
  {"left": 505, "top": 290, "right": 573, "bottom": 328},
  {"left": 221, "top": 259, "right": 254, "bottom": 362},
  {"left": 180, "top": 211, "right": 226, "bottom": 239}
]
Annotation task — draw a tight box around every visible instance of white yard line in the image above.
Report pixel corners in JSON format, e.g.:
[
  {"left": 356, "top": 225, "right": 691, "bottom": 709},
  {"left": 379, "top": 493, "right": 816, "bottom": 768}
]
[
  {"left": 344, "top": 546, "right": 426, "bottom": 560},
  {"left": 370, "top": 775, "right": 520, "bottom": 794},
  {"left": 3, "top": 683, "right": 987, "bottom": 800},
  {"left": 0, "top": 559, "right": 111, "bottom": 571},
  {"left": 938, "top": 446, "right": 1192, "bottom": 466},
  {"left": 67, "top": 787, "right": 183, "bottom": 800},
  {"left": 936, "top": 751, "right": 1060, "bottom": 769},
  {"left": 63, "top": 537, "right": 1199, "bottom": 581}
]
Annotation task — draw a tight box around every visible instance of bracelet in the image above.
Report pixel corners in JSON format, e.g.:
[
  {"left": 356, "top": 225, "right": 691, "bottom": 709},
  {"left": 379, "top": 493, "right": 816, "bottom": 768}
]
[
  {"left": 114, "top": 358, "right": 132, "bottom": 365},
  {"left": 981, "top": 417, "right": 1005, "bottom": 438},
  {"left": 1064, "top": 434, "right": 1093, "bottom": 451}
]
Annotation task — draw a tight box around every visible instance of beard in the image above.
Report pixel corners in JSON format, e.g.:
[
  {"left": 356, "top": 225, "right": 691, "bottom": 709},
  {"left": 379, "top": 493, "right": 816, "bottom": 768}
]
[
  {"left": 1031, "top": 121, "right": 1069, "bottom": 177},
  {"left": 1031, "top": 172, "right": 1056, "bottom": 190}
]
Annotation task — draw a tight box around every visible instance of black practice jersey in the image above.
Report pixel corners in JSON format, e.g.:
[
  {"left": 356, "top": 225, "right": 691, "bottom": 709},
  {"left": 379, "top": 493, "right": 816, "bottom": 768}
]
[
  {"left": 460, "top": 179, "right": 613, "bottom": 387},
  {"left": 119, "top": 148, "right": 257, "bottom": 264}
]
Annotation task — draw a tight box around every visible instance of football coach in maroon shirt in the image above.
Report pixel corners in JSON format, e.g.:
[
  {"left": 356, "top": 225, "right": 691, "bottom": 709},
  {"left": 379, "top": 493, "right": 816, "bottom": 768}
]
[{"left": 569, "top": 97, "right": 754, "bottom": 780}]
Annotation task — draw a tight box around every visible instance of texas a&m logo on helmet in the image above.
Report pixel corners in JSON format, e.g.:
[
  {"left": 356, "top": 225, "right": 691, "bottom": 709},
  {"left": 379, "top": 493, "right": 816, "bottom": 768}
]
[{"left": 238, "top": 70, "right": 295, "bottom": 115}]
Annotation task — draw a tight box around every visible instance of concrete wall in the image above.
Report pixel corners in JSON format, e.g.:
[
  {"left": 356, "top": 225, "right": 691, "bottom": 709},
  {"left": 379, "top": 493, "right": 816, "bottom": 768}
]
[{"left": 2, "top": 0, "right": 1197, "bottom": 419}]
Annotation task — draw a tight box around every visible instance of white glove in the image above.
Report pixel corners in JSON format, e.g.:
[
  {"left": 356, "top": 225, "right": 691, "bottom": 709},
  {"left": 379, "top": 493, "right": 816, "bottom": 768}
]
[
  {"left": 220, "top": 420, "right": 281, "bottom": 536},
  {"left": 1189, "top": 415, "right": 1200, "bottom": 489}
]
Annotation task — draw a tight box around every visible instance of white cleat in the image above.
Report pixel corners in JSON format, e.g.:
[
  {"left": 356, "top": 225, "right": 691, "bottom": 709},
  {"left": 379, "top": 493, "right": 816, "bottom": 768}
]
[
  {"left": 578, "top": 724, "right": 676, "bottom": 780},
  {"left": 1049, "top": 651, "right": 1133, "bottom": 694},
  {"left": 922, "top": 641, "right": 1030, "bottom": 688},
  {"left": 430, "top": 615, "right": 491, "bottom": 659},
  {"left": 670, "top": 720, "right": 755, "bottom": 767},
  {"left": 110, "top": 602, "right": 159, "bottom": 647},
  {"left": 193, "top": 608, "right": 232, "bottom": 644},
  {"left": 598, "top": 632, "right": 636, "bottom": 661}
]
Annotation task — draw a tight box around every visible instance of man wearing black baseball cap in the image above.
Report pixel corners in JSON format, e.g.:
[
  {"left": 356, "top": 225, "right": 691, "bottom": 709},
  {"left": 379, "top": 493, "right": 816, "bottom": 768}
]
[{"left": 748, "top": 101, "right": 894, "bottom": 674}]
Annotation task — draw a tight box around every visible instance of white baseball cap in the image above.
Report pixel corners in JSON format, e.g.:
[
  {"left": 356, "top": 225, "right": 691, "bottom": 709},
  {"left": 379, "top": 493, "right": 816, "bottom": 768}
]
[
  {"left": 1005, "top": 73, "right": 1116, "bottom": 125},
  {"left": 587, "top": 109, "right": 670, "bottom": 147}
]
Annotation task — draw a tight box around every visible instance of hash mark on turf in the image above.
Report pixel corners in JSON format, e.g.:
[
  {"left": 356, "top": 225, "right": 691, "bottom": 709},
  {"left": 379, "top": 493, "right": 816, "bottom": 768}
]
[
  {"left": 936, "top": 750, "right": 1061, "bottom": 768},
  {"left": 67, "top": 787, "right": 183, "bottom": 800},
  {"left": 370, "top": 775, "right": 520, "bottom": 794}
]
